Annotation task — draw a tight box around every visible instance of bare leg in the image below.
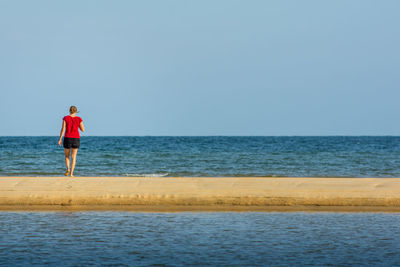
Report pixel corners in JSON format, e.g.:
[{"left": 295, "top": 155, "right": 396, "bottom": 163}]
[
  {"left": 64, "top": 149, "right": 70, "bottom": 175},
  {"left": 70, "top": 148, "right": 78, "bottom": 177}
]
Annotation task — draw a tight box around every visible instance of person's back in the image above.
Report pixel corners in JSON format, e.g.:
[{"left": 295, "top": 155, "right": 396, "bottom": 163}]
[
  {"left": 63, "top": 115, "right": 83, "bottom": 138},
  {"left": 58, "top": 106, "right": 85, "bottom": 177}
]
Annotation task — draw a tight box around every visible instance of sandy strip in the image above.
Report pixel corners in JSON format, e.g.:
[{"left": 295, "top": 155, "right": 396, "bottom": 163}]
[{"left": 0, "top": 177, "right": 400, "bottom": 212}]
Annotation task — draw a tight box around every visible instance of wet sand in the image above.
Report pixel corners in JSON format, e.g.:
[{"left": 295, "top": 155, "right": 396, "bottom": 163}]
[{"left": 1, "top": 177, "right": 400, "bottom": 212}]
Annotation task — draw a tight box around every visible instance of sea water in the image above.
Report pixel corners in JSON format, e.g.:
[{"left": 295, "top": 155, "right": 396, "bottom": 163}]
[
  {"left": 0, "top": 212, "right": 399, "bottom": 266},
  {"left": 2, "top": 137, "right": 400, "bottom": 266},
  {"left": 1, "top": 136, "right": 400, "bottom": 177}
]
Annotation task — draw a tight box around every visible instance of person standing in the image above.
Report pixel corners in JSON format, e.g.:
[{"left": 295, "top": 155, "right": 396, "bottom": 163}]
[{"left": 58, "top": 106, "right": 85, "bottom": 177}]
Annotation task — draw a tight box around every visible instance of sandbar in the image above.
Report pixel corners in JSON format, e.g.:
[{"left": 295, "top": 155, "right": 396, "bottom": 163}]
[{"left": 1, "top": 177, "right": 400, "bottom": 212}]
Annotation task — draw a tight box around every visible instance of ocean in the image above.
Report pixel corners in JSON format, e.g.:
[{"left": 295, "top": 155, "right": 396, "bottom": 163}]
[
  {"left": 0, "top": 212, "right": 399, "bottom": 266},
  {"left": 1, "top": 136, "right": 400, "bottom": 177},
  {"left": 2, "top": 136, "right": 400, "bottom": 266}
]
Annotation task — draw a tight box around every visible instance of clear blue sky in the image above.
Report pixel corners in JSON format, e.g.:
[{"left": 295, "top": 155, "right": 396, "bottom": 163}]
[{"left": 1, "top": 1, "right": 399, "bottom": 136}]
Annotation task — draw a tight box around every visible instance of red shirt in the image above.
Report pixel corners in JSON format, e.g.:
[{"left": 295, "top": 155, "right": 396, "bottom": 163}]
[{"left": 63, "top": 115, "right": 83, "bottom": 138}]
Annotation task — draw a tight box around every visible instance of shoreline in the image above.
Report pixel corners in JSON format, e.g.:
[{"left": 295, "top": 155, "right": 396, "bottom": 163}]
[
  {"left": 1, "top": 177, "right": 400, "bottom": 212},
  {"left": 2, "top": 205, "right": 400, "bottom": 213}
]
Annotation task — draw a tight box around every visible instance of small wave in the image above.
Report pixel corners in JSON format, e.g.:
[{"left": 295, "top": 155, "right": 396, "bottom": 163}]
[{"left": 123, "top": 173, "right": 169, "bottom": 177}]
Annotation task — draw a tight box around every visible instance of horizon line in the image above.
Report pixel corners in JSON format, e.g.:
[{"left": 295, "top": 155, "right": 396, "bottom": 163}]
[{"left": 1, "top": 135, "right": 400, "bottom": 137}]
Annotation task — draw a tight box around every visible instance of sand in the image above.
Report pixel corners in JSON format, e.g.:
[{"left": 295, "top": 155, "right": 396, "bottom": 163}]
[{"left": 1, "top": 177, "right": 400, "bottom": 212}]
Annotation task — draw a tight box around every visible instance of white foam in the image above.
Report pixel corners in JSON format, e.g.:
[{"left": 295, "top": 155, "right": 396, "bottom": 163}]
[{"left": 123, "top": 173, "right": 169, "bottom": 177}]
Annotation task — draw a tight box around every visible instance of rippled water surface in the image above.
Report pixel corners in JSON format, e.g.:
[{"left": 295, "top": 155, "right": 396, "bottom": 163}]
[
  {"left": 1, "top": 136, "right": 400, "bottom": 177},
  {"left": 0, "top": 212, "right": 399, "bottom": 266}
]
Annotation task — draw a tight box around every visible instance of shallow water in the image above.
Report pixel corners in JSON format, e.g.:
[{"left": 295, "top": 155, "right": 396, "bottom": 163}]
[
  {"left": 1, "top": 136, "right": 400, "bottom": 177},
  {"left": 0, "top": 212, "right": 399, "bottom": 266}
]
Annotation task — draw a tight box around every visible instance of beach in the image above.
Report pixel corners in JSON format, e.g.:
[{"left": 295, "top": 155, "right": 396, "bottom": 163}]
[{"left": 1, "top": 177, "right": 400, "bottom": 212}]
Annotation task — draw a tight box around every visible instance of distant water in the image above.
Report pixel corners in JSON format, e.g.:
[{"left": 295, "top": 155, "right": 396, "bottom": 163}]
[
  {"left": 0, "top": 212, "right": 399, "bottom": 266},
  {"left": 1, "top": 136, "right": 400, "bottom": 177}
]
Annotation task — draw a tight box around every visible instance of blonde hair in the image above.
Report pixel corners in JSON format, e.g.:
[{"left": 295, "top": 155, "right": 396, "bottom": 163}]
[{"left": 69, "top": 106, "right": 78, "bottom": 114}]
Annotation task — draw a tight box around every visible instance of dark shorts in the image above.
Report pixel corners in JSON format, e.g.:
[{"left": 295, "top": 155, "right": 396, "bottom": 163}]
[{"left": 63, "top": 137, "right": 80, "bottom": 149}]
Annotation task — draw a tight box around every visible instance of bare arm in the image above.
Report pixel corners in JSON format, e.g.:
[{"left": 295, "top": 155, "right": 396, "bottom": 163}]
[
  {"left": 79, "top": 121, "right": 85, "bottom": 132},
  {"left": 58, "top": 120, "right": 66, "bottom": 146}
]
